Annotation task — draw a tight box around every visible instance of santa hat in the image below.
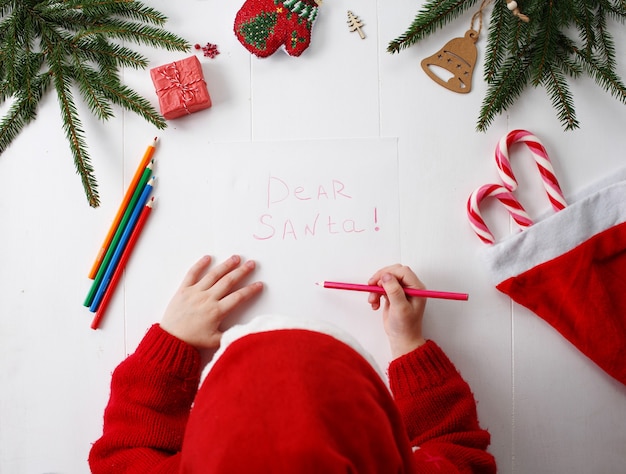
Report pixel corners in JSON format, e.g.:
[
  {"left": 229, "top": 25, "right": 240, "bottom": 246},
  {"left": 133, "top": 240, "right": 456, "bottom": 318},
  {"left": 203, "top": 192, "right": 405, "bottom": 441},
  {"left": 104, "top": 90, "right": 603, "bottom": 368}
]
[{"left": 180, "top": 324, "right": 415, "bottom": 472}]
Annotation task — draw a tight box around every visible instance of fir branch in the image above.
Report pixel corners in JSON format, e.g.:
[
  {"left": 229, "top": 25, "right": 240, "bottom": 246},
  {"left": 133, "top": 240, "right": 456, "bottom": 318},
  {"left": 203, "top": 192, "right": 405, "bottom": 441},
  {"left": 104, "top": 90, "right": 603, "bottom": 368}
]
[
  {"left": 484, "top": 0, "right": 522, "bottom": 82},
  {"left": 73, "top": 36, "right": 149, "bottom": 70},
  {"left": 0, "top": 93, "right": 39, "bottom": 154},
  {"left": 0, "top": 0, "right": 190, "bottom": 207},
  {"left": 0, "top": 80, "right": 11, "bottom": 103},
  {"left": 477, "top": 53, "right": 532, "bottom": 131},
  {"left": 70, "top": 0, "right": 169, "bottom": 26},
  {"left": 574, "top": 0, "right": 597, "bottom": 55},
  {"left": 574, "top": 48, "right": 626, "bottom": 102},
  {"left": 597, "top": 0, "right": 626, "bottom": 18},
  {"left": 68, "top": 62, "right": 115, "bottom": 121},
  {"left": 0, "top": 1, "right": 13, "bottom": 18},
  {"left": 541, "top": 63, "right": 579, "bottom": 130},
  {"left": 77, "top": 19, "right": 189, "bottom": 51},
  {"left": 48, "top": 42, "right": 100, "bottom": 207},
  {"left": 391, "top": 0, "right": 626, "bottom": 131},
  {"left": 553, "top": 33, "right": 583, "bottom": 77},
  {"left": 0, "top": 0, "right": 11, "bottom": 17},
  {"left": 97, "top": 79, "right": 167, "bottom": 130},
  {"left": 529, "top": 0, "right": 558, "bottom": 86},
  {"left": 0, "top": 12, "right": 20, "bottom": 89},
  {"left": 592, "top": 4, "right": 617, "bottom": 67},
  {"left": 387, "top": 0, "right": 480, "bottom": 53},
  {"left": 34, "top": 3, "right": 92, "bottom": 31}
]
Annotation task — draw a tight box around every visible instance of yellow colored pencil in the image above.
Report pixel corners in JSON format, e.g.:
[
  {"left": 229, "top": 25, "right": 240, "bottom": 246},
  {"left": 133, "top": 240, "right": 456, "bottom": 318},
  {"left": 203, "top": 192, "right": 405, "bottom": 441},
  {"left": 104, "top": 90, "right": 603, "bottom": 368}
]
[{"left": 88, "top": 138, "right": 157, "bottom": 279}]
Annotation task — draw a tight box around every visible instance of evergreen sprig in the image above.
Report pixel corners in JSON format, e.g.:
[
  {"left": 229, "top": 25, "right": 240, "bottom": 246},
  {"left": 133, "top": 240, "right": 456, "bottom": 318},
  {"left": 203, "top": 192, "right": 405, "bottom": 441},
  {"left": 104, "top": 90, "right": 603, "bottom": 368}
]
[
  {"left": 0, "top": 0, "right": 190, "bottom": 207},
  {"left": 388, "top": 0, "right": 626, "bottom": 132}
]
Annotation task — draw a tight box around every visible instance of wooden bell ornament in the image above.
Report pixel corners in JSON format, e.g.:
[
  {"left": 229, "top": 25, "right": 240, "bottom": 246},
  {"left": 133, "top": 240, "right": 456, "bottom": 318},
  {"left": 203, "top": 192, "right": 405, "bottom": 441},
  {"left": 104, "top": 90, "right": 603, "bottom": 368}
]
[
  {"left": 420, "top": 0, "right": 529, "bottom": 94},
  {"left": 421, "top": 29, "right": 478, "bottom": 94}
]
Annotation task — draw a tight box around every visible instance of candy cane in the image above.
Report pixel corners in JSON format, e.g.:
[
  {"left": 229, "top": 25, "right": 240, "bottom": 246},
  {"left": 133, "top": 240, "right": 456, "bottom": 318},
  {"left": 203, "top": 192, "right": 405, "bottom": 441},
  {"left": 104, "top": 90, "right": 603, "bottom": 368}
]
[
  {"left": 467, "top": 183, "right": 533, "bottom": 244},
  {"left": 495, "top": 129, "right": 567, "bottom": 211}
]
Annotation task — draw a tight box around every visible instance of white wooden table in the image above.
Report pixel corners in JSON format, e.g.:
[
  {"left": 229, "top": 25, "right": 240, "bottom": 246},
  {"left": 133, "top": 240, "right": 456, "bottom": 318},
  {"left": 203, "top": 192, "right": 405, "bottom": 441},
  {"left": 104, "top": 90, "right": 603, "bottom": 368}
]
[{"left": 1, "top": 0, "right": 625, "bottom": 472}]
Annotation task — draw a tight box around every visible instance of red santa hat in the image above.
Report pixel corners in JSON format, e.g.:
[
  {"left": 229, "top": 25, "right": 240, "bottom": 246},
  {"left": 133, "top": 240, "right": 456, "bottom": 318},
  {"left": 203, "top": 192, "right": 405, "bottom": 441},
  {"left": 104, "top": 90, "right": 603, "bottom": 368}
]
[{"left": 180, "top": 326, "right": 415, "bottom": 472}]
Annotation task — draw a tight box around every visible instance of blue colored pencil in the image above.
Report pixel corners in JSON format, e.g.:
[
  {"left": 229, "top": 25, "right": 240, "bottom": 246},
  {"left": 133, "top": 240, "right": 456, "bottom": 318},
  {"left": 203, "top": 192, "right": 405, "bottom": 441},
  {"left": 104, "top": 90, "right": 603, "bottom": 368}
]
[
  {"left": 89, "top": 177, "right": 155, "bottom": 312},
  {"left": 84, "top": 162, "right": 153, "bottom": 307}
]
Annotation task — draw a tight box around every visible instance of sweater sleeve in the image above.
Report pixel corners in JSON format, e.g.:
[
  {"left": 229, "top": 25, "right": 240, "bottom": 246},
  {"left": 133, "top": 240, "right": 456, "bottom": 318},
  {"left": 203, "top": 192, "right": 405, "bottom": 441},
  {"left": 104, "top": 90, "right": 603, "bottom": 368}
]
[
  {"left": 388, "top": 341, "right": 497, "bottom": 474},
  {"left": 89, "top": 324, "right": 202, "bottom": 474}
]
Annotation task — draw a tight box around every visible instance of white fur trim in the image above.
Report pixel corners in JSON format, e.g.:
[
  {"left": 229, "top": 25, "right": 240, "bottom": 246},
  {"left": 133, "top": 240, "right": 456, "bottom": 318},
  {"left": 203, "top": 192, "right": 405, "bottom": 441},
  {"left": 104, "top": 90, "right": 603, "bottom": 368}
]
[
  {"left": 200, "top": 314, "right": 383, "bottom": 383},
  {"left": 481, "top": 168, "right": 626, "bottom": 284}
]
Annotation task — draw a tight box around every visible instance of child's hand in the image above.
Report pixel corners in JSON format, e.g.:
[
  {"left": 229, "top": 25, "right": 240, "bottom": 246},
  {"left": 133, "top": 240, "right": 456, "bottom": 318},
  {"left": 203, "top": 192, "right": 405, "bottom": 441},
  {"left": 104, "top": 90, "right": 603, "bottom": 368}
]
[
  {"left": 160, "top": 255, "right": 263, "bottom": 350},
  {"left": 368, "top": 264, "right": 427, "bottom": 358}
]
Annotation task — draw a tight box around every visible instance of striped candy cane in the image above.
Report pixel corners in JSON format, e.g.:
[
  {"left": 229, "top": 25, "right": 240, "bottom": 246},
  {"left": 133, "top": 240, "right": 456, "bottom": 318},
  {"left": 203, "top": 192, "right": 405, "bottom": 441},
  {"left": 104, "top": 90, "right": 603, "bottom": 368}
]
[
  {"left": 467, "top": 183, "right": 533, "bottom": 244},
  {"left": 495, "top": 129, "right": 567, "bottom": 211}
]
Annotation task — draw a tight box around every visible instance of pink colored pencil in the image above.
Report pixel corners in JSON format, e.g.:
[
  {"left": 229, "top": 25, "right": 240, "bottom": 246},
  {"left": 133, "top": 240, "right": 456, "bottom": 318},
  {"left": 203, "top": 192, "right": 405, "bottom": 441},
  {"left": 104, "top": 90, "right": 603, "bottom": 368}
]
[
  {"left": 317, "top": 281, "right": 468, "bottom": 301},
  {"left": 91, "top": 198, "right": 154, "bottom": 330}
]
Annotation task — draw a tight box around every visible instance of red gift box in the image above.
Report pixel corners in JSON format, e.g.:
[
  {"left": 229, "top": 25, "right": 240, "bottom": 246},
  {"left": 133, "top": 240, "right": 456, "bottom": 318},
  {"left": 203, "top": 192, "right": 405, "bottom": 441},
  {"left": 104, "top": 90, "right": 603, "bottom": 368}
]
[{"left": 150, "top": 56, "right": 211, "bottom": 120}]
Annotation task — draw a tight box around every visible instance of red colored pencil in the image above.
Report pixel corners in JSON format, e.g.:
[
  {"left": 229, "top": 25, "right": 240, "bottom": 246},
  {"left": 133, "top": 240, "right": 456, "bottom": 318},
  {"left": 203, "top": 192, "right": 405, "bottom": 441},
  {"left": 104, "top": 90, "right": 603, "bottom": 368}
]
[
  {"left": 91, "top": 198, "right": 154, "bottom": 330},
  {"left": 88, "top": 138, "right": 157, "bottom": 279}
]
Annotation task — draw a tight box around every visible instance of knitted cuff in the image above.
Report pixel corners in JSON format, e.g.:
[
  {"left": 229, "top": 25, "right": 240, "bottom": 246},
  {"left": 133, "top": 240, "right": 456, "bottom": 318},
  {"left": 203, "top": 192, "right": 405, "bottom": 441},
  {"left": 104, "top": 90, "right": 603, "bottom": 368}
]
[
  {"left": 387, "top": 340, "right": 460, "bottom": 397},
  {"left": 282, "top": 0, "right": 319, "bottom": 21},
  {"left": 134, "top": 324, "right": 202, "bottom": 379}
]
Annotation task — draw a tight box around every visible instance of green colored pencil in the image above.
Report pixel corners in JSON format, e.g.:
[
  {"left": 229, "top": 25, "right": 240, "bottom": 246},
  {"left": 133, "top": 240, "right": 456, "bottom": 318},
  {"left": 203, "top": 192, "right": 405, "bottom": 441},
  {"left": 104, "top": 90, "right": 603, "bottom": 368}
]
[{"left": 84, "top": 162, "right": 153, "bottom": 307}]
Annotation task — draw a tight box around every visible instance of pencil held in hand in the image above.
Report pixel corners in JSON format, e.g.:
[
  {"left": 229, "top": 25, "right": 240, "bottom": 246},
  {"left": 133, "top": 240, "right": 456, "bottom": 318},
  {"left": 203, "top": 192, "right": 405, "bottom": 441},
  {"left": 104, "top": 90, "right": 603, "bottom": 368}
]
[{"left": 317, "top": 281, "right": 468, "bottom": 301}]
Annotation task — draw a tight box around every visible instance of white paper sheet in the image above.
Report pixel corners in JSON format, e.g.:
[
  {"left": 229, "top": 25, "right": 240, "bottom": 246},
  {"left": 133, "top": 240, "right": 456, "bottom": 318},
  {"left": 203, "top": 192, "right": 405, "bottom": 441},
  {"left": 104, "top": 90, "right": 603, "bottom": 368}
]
[{"left": 207, "top": 138, "right": 400, "bottom": 370}]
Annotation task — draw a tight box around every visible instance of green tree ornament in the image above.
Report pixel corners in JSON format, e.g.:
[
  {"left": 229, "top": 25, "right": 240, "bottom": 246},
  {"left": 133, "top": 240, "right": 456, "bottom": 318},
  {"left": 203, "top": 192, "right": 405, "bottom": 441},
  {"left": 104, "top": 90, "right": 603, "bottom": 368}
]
[
  {"left": 388, "top": 0, "right": 626, "bottom": 132},
  {"left": 239, "top": 11, "right": 278, "bottom": 51},
  {"left": 0, "top": 0, "right": 190, "bottom": 207}
]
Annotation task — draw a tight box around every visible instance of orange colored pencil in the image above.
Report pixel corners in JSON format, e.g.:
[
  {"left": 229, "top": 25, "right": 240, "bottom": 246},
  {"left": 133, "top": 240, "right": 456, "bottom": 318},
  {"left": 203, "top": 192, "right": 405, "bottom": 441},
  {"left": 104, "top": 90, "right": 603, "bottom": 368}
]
[
  {"left": 91, "top": 198, "right": 154, "bottom": 329},
  {"left": 88, "top": 138, "right": 157, "bottom": 279}
]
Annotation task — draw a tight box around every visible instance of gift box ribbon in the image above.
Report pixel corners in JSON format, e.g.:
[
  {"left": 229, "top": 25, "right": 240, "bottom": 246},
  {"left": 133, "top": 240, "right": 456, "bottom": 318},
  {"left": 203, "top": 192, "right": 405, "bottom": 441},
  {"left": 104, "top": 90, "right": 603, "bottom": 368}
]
[{"left": 157, "top": 62, "right": 204, "bottom": 114}]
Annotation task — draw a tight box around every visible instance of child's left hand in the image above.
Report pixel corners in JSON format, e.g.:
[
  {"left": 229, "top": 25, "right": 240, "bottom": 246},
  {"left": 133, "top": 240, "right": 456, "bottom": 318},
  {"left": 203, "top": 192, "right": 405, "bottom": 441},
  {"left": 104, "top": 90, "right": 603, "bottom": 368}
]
[{"left": 160, "top": 255, "right": 263, "bottom": 350}]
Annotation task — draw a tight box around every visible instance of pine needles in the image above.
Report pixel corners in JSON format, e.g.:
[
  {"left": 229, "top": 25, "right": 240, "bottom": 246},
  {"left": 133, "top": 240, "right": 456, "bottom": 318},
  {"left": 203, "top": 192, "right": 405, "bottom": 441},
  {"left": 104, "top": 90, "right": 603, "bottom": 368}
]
[
  {"left": 388, "top": 0, "right": 626, "bottom": 132},
  {"left": 0, "top": 0, "right": 190, "bottom": 207}
]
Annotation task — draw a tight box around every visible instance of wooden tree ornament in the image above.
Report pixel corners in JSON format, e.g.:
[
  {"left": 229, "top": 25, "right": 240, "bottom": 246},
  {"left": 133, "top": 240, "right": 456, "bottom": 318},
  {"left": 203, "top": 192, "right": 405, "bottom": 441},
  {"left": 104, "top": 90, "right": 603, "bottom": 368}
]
[{"left": 347, "top": 11, "right": 365, "bottom": 39}]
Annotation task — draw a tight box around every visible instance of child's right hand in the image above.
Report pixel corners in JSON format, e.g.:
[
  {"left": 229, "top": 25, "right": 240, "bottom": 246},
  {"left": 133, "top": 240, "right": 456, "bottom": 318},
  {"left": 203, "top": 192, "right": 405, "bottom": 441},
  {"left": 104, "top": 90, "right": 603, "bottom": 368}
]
[
  {"left": 160, "top": 255, "right": 263, "bottom": 350},
  {"left": 367, "top": 264, "right": 427, "bottom": 359}
]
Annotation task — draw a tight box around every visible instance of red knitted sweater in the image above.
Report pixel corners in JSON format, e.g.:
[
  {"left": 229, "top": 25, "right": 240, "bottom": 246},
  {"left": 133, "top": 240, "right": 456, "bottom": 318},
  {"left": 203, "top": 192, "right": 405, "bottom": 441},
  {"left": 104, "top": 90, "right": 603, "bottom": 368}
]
[{"left": 89, "top": 325, "right": 496, "bottom": 473}]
